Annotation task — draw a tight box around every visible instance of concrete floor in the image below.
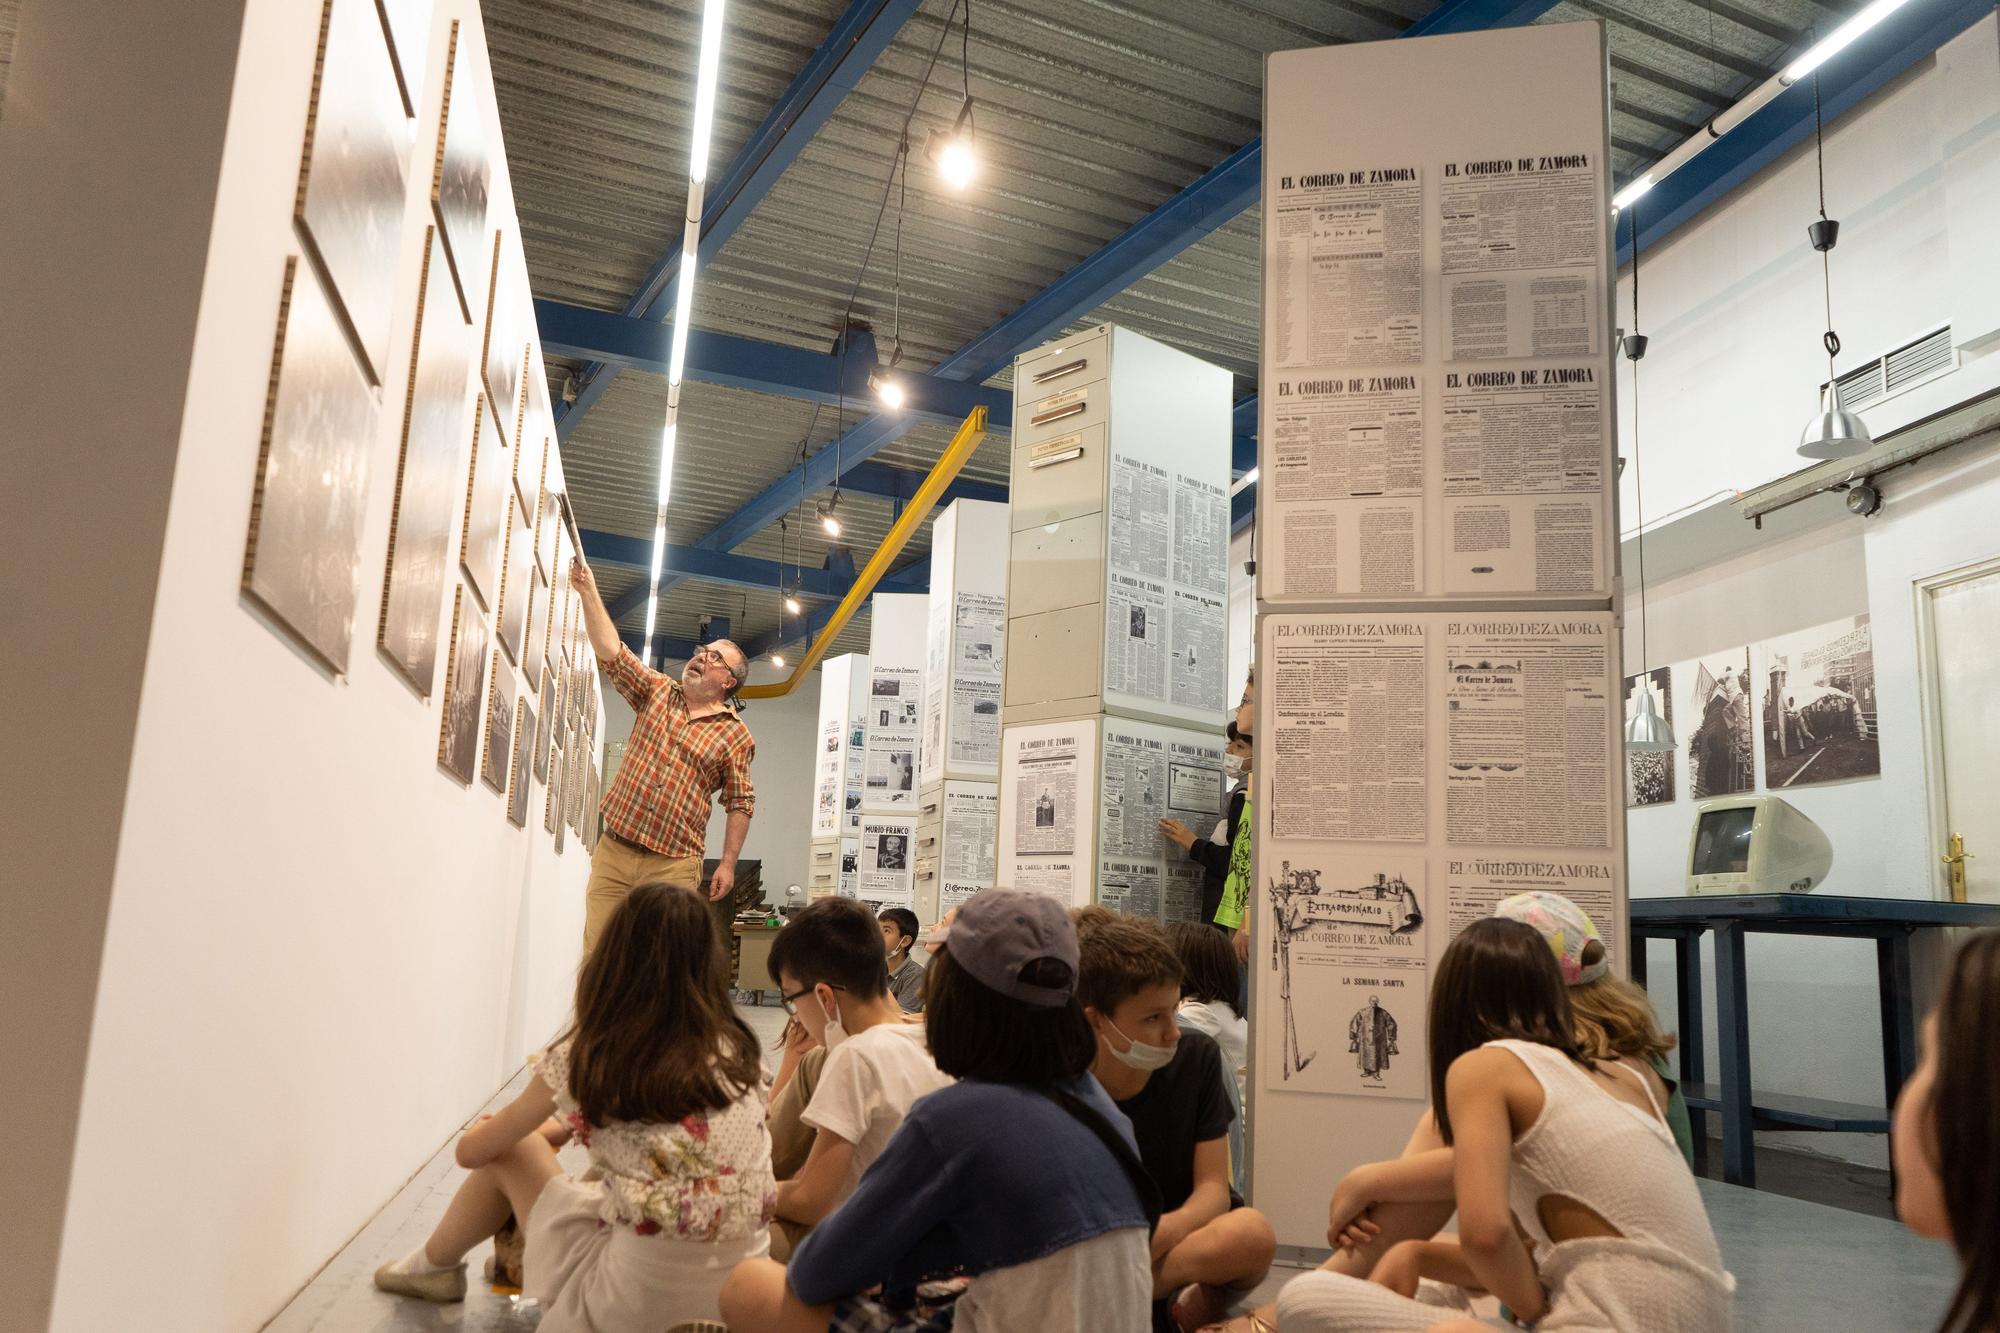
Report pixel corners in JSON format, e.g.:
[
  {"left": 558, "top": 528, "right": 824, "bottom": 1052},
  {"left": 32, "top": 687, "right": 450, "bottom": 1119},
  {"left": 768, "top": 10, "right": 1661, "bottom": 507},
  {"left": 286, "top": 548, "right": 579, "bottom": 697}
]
[{"left": 266, "top": 1003, "right": 1961, "bottom": 1332}]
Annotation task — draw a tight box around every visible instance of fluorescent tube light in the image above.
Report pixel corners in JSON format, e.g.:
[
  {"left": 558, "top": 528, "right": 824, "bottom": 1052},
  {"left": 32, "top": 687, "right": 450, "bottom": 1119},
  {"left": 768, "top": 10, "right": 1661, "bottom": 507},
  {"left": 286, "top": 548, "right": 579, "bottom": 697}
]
[
  {"left": 1612, "top": 175, "right": 1655, "bottom": 210},
  {"left": 687, "top": 0, "right": 728, "bottom": 182},
  {"left": 1786, "top": 0, "right": 1912, "bottom": 83}
]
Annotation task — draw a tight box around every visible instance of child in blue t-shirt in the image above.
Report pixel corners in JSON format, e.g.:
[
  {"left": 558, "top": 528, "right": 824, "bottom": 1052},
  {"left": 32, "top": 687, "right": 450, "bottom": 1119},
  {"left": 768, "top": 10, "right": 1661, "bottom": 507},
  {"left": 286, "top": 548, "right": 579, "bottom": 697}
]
[{"left": 721, "top": 890, "right": 1158, "bottom": 1333}]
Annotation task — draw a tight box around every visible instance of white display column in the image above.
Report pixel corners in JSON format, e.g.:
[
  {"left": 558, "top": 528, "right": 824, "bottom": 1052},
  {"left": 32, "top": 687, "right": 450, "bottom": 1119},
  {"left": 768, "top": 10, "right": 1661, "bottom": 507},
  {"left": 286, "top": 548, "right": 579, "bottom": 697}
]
[
  {"left": 914, "top": 499, "right": 1008, "bottom": 923},
  {"left": 996, "top": 324, "right": 1233, "bottom": 915},
  {"left": 855, "top": 593, "right": 926, "bottom": 908},
  {"left": 1249, "top": 22, "right": 1626, "bottom": 1255},
  {"left": 807, "top": 653, "right": 869, "bottom": 900}
]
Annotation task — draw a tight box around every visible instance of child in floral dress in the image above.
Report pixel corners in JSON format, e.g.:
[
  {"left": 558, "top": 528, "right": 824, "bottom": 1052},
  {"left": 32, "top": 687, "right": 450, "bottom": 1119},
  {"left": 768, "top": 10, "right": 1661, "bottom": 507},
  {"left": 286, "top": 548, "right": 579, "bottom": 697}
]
[{"left": 375, "top": 883, "right": 776, "bottom": 1331}]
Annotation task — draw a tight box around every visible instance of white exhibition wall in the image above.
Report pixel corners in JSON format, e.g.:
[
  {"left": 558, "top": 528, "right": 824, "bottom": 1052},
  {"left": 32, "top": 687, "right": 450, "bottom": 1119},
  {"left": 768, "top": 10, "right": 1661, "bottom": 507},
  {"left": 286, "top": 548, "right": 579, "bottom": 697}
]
[
  {"left": 1605, "top": 15, "right": 2000, "bottom": 1168},
  {"left": 601, "top": 661, "right": 822, "bottom": 905},
  {"left": 36, "top": 3, "right": 596, "bottom": 1329}
]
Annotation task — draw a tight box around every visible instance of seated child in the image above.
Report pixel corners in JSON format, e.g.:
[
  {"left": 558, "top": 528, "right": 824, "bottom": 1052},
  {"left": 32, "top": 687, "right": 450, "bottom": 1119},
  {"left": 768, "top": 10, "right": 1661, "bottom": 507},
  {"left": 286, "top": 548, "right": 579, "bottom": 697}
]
[
  {"left": 766, "top": 897, "right": 951, "bottom": 1242},
  {"left": 373, "top": 883, "right": 774, "bottom": 1332},
  {"left": 1892, "top": 928, "right": 2000, "bottom": 1333},
  {"left": 879, "top": 905, "right": 927, "bottom": 1011},
  {"left": 1074, "top": 906, "right": 1276, "bottom": 1332},
  {"left": 1167, "top": 921, "right": 1248, "bottom": 1194},
  {"left": 1273, "top": 918, "right": 1732, "bottom": 1332},
  {"left": 721, "top": 888, "right": 1157, "bottom": 1333}
]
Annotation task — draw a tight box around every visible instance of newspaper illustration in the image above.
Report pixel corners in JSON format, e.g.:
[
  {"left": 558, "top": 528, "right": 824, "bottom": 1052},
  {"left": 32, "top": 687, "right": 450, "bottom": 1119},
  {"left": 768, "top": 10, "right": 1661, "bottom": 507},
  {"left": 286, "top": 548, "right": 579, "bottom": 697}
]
[{"left": 1263, "top": 851, "right": 1428, "bottom": 1098}]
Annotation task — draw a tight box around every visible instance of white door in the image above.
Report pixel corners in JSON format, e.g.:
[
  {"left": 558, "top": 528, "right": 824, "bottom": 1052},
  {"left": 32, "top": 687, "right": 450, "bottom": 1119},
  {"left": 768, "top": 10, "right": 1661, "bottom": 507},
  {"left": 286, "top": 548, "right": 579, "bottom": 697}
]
[{"left": 1925, "top": 561, "right": 2000, "bottom": 902}]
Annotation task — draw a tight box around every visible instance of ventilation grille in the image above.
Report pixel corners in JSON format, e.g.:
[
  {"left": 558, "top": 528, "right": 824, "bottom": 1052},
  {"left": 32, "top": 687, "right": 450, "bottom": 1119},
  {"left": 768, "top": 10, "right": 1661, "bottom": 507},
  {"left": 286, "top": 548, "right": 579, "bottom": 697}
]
[{"left": 1824, "top": 324, "right": 1956, "bottom": 408}]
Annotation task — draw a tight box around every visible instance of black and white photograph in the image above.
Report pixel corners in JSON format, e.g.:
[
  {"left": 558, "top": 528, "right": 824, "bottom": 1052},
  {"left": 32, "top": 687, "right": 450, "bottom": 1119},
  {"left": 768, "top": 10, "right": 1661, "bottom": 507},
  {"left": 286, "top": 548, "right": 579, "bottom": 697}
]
[
  {"left": 872, "top": 675, "right": 903, "bottom": 697},
  {"left": 294, "top": 0, "right": 411, "bottom": 386},
  {"left": 1623, "top": 666, "right": 1676, "bottom": 807},
  {"left": 430, "top": 19, "right": 491, "bottom": 319},
  {"left": 1673, "top": 647, "right": 1755, "bottom": 799},
  {"left": 378, "top": 227, "right": 472, "bottom": 695},
  {"left": 507, "top": 696, "right": 533, "bottom": 827},
  {"left": 375, "top": 0, "right": 434, "bottom": 115},
  {"left": 1759, "top": 614, "right": 1882, "bottom": 788},
  {"left": 242, "top": 258, "right": 378, "bottom": 674},
  {"left": 494, "top": 489, "right": 532, "bottom": 664},
  {"left": 521, "top": 565, "right": 548, "bottom": 691},
  {"left": 459, "top": 394, "right": 506, "bottom": 610},
  {"left": 480, "top": 650, "right": 514, "bottom": 794},
  {"left": 436, "top": 583, "right": 487, "bottom": 783},
  {"left": 1034, "top": 789, "right": 1056, "bottom": 827},
  {"left": 876, "top": 833, "right": 908, "bottom": 871},
  {"left": 1129, "top": 605, "right": 1147, "bottom": 637},
  {"left": 479, "top": 232, "right": 523, "bottom": 448},
  {"left": 534, "top": 672, "right": 555, "bottom": 782}
]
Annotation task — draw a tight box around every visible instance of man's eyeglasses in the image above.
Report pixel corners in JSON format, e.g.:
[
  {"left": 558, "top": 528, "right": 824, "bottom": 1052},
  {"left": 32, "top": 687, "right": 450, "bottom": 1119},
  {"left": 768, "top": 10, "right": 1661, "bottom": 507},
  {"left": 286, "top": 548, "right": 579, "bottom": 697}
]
[{"left": 781, "top": 983, "right": 846, "bottom": 1015}]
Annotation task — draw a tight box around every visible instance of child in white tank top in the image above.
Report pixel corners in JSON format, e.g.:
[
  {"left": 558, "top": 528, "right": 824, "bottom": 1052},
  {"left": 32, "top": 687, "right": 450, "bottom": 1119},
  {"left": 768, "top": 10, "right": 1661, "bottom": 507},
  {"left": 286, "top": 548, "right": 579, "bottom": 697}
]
[{"left": 1271, "top": 917, "right": 1733, "bottom": 1333}]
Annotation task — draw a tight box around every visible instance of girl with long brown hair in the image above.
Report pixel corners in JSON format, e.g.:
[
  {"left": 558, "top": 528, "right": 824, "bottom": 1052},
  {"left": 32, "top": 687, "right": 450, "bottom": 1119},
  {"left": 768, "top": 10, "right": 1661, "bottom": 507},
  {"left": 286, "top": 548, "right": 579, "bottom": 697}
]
[
  {"left": 1272, "top": 917, "right": 1732, "bottom": 1331},
  {"left": 1894, "top": 929, "right": 2000, "bottom": 1333},
  {"left": 374, "top": 882, "right": 775, "bottom": 1331}
]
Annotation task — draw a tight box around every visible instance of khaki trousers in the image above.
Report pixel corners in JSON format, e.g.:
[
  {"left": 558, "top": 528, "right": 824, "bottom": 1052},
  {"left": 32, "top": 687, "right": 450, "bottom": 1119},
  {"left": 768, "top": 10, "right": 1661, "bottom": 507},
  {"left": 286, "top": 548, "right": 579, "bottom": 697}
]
[{"left": 582, "top": 835, "right": 703, "bottom": 954}]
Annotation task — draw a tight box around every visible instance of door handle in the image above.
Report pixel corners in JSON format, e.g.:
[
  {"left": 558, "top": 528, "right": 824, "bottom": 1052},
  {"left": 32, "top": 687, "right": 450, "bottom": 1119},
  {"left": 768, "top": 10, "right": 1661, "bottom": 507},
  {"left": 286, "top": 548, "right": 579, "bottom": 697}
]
[{"left": 1942, "top": 831, "right": 1974, "bottom": 903}]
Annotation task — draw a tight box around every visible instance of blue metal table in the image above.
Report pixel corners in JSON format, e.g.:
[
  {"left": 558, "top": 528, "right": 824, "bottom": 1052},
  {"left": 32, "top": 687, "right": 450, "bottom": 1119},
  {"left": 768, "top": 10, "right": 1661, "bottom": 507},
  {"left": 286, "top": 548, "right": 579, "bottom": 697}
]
[{"left": 1628, "top": 894, "right": 2000, "bottom": 1187}]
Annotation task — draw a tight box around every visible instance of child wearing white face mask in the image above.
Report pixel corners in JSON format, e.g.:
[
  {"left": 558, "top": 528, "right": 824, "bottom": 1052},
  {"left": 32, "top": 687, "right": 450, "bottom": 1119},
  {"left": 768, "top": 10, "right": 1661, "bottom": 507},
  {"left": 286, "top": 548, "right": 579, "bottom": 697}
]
[
  {"left": 1075, "top": 906, "right": 1277, "bottom": 1333},
  {"left": 766, "top": 899, "right": 952, "bottom": 1240}
]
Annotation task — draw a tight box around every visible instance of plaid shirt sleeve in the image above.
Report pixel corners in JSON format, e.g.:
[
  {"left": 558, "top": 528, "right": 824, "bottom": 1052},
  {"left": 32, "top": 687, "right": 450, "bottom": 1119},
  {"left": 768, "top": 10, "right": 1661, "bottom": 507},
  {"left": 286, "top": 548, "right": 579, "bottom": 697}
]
[
  {"left": 604, "top": 643, "right": 662, "bottom": 715},
  {"left": 718, "top": 722, "right": 756, "bottom": 817}
]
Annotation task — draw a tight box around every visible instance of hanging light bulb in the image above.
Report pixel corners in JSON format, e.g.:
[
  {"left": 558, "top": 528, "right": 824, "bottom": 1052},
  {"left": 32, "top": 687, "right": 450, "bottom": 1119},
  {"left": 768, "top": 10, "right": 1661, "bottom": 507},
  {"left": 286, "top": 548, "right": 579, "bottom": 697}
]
[
  {"left": 924, "top": 98, "right": 978, "bottom": 191},
  {"left": 869, "top": 368, "right": 906, "bottom": 410},
  {"left": 771, "top": 652, "right": 786, "bottom": 669},
  {"left": 1797, "top": 72, "right": 1873, "bottom": 461},
  {"left": 819, "top": 496, "right": 842, "bottom": 538},
  {"left": 784, "top": 591, "right": 802, "bottom": 616}
]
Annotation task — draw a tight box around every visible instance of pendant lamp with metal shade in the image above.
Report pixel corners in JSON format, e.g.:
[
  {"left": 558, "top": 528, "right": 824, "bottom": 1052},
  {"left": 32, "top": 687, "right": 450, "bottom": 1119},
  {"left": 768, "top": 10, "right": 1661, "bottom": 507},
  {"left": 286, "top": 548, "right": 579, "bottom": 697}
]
[
  {"left": 1621, "top": 199, "right": 1674, "bottom": 753},
  {"left": 1798, "top": 69, "right": 1874, "bottom": 461}
]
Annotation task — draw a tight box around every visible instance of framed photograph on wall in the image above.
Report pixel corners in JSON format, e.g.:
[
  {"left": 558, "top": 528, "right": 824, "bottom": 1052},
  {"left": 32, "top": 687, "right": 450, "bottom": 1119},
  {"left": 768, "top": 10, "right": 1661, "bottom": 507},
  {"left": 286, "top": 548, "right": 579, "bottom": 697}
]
[
  {"left": 534, "top": 671, "right": 556, "bottom": 782},
  {"left": 294, "top": 0, "right": 411, "bottom": 387},
  {"left": 495, "top": 489, "right": 533, "bottom": 664},
  {"left": 478, "top": 231, "right": 523, "bottom": 449},
  {"left": 514, "top": 350, "right": 549, "bottom": 513},
  {"left": 481, "top": 650, "right": 514, "bottom": 793},
  {"left": 1672, "top": 647, "right": 1755, "bottom": 800},
  {"left": 242, "top": 257, "right": 378, "bottom": 674},
  {"left": 376, "top": 0, "right": 435, "bottom": 117},
  {"left": 430, "top": 19, "right": 490, "bottom": 320},
  {"left": 1758, "top": 615, "right": 1882, "bottom": 789},
  {"left": 522, "top": 564, "right": 549, "bottom": 692},
  {"left": 379, "top": 225, "right": 472, "bottom": 694},
  {"left": 459, "top": 393, "right": 505, "bottom": 610},
  {"left": 437, "top": 582, "right": 487, "bottom": 782},
  {"left": 508, "top": 696, "right": 534, "bottom": 827}
]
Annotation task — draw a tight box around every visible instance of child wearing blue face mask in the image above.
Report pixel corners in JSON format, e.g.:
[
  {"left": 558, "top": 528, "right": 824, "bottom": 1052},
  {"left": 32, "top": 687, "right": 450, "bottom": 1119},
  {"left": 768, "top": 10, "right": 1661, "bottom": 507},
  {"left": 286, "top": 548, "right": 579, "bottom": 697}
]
[{"left": 1075, "top": 907, "right": 1277, "bottom": 1333}]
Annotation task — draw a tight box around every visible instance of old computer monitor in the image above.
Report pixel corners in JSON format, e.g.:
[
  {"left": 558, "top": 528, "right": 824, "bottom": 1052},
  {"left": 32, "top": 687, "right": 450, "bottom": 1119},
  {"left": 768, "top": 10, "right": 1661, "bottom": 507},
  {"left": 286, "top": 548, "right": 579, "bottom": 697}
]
[{"left": 1685, "top": 795, "right": 1833, "bottom": 896}]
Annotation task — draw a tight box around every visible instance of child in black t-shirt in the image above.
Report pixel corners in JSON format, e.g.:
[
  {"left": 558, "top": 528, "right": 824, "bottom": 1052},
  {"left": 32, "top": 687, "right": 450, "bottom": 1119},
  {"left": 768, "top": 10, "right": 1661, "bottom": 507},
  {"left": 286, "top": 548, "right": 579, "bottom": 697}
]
[{"left": 1074, "top": 907, "right": 1276, "bottom": 1332}]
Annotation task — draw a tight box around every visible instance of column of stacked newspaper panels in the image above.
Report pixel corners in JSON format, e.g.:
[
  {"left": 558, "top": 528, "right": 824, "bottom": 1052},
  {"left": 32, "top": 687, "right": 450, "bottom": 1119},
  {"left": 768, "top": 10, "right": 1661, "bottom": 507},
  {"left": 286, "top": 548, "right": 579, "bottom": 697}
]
[{"left": 1251, "top": 22, "right": 1625, "bottom": 1247}]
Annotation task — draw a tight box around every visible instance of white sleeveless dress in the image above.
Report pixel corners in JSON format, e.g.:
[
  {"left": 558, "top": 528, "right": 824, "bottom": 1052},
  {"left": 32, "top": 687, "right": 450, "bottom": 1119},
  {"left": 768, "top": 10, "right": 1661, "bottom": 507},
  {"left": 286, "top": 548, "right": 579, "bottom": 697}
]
[{"left": 1276, "top": 1039, "right": 1735, "bottom": 1332}]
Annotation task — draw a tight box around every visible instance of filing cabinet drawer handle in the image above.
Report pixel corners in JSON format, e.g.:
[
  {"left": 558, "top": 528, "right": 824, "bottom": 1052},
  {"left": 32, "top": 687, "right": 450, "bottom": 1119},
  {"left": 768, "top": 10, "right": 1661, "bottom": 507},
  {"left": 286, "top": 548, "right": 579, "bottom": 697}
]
[
  {"left": 1030, "top": 400, "right": 1089, "bottom": 427},
  {"left": 1031, "top": 357, "right": 1091, "bottom": 385}
]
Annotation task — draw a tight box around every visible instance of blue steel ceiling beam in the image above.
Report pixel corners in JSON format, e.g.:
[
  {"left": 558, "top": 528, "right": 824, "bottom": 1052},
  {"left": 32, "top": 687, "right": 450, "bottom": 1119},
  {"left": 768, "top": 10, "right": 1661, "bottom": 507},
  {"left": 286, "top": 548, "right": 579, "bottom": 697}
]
[
  {"left": 555, "top": 0, "right": 925, "bottom": 441},
  {"left": 537, "top": 299, "right": 1014, "bottom": 429},
  {"left": 1614, "top": 0, "right": 1995, "bottom": 267},
  {"left": 840, "top": 460, "right": 1008, "bottom": 506},
  {"left": 581, "top": 527, "right": 927, "bottom": 599},
  {"left": 677, "top": 0, "right": 1564, "bottom": 568},
  {"left": 743, "top": 552, "right": 931, "bottom": 659},
  {"left": 621, "top": 629, "right": 703, "bottom": 662}
]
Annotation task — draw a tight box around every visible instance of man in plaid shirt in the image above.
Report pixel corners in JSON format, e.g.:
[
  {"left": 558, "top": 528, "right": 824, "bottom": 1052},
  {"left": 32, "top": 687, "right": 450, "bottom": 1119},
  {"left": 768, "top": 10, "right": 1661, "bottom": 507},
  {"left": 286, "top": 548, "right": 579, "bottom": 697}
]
[{"left": 571, "top": 557, "right": 757, "bottom": 952}]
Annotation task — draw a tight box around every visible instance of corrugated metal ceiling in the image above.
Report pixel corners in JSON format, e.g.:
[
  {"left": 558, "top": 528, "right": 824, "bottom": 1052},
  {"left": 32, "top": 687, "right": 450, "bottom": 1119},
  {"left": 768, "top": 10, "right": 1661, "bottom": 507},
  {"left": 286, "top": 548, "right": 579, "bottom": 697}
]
[{"left": 486, "top": 0, "right": 1837, "bottom": 655}]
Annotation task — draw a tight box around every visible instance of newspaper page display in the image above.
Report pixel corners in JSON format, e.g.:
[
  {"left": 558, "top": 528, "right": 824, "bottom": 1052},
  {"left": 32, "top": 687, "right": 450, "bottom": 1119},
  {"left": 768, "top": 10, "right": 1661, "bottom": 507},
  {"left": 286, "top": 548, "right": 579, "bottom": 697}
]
[
  {"left": 845, "top": 722, "right": 865, "bottom": 833},
  {"left": 1268, "top": 619, "right": 1427, "bottom": 842},
  {"left": 920, "top": 595, "right": 950, "bottom": 786},
  {"left": 938, "top": 781, "right": 998, "bottom": 914},
  {"left": 1260, "top": 847, "right": 1429, "bottom": 1098},
  {"left": 1445, "top": 855, "right": 1617, "bottom": 942},
  {"left": 838, "top": 838, "right": 860, "bottom": 899},
  {"left": 1443, "top": 616, "right": 1612, "bottom": 850},
  {"left": 1265, "top": 373, "right": 1424, "bottom": 599},
  {"left": 1441, "top": 153, "right": 1602, "bottom": 362},
  {"left": 1098, "top": 721, "right": 1226, "bottom": 922},
  {"left": 1105, "top": 452, "right": 1232, "bottom": 715},
  {"left": 1441, "top": 364, "right": 1604, "bottom": 594},
  {"left": 1270, "top": 167, "right": 1423, "bottom": 368},
  {"left": 998, "top": 720, "right": 1098, "bottom": 907},
  {"left": 811, "top": 715, "right": 843, "bottom": 839},
  {"left": 951, "top": 593, "right": 1005, "bottom": 770},
  {"left": 858, "top": 816, "right": 917, "bottom": 908},
  {"left": 864, "top": 666, "right": 921, "bottom": 807}
]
